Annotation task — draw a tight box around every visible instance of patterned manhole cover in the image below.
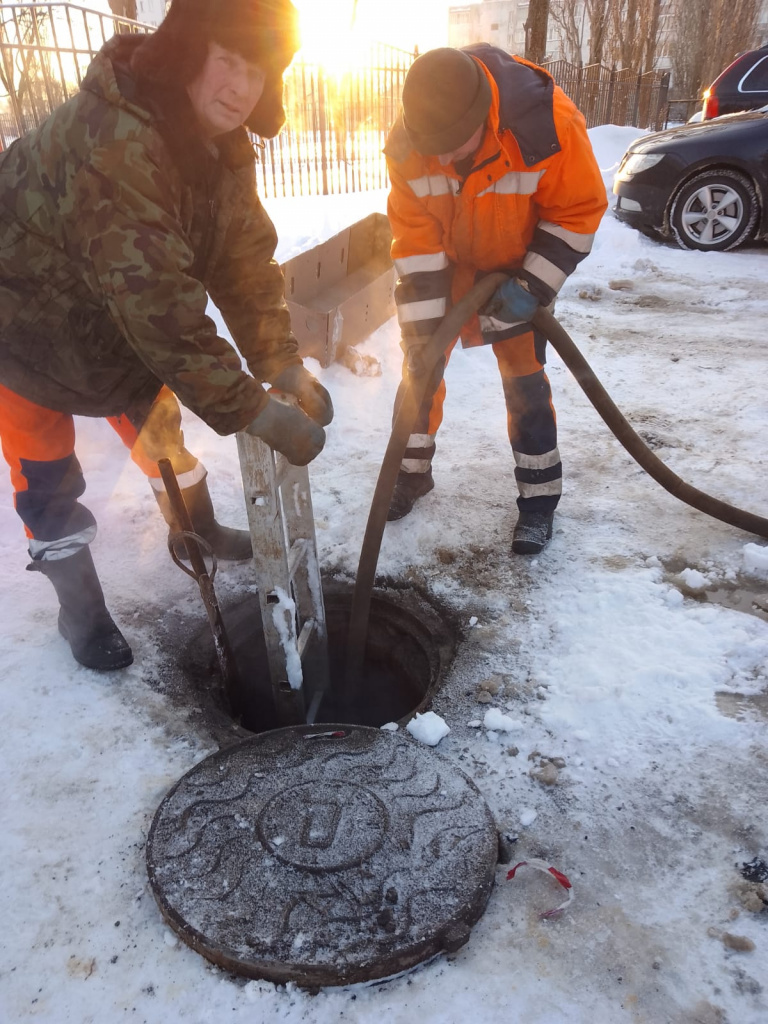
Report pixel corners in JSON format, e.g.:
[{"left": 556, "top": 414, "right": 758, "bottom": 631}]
[{"left": 147, "top": 724, "right": 498, "bottom": 986}]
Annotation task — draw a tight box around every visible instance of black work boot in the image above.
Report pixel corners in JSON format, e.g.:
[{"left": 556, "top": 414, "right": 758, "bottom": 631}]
[
  {"left": 386, "top": 469, "right": 435, "bottom": 522},
  {"left": 153, "top": 476, "right": 252, "bottom": 561},
  {"left": 512, "top": 511, "right": 554, "bottom": 555},
  {"left": 28, "top": 548, "right": 133, "bottom": 670}
]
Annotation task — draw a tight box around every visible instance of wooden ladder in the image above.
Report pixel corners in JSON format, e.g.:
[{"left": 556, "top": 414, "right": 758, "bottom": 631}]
[{"left": 236, "top": 432, "right": 330, "bottom": 726}]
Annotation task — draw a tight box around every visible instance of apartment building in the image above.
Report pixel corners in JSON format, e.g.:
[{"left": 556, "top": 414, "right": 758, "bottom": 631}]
[{"left": 448, "top": 1, "right": 581, "bottom": 62}]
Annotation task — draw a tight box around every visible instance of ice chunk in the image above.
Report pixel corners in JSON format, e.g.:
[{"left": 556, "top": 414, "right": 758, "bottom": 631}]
[
  {"left": 406, "top": 711, "right": 450, "bottom": 746},
  {"left": 520, "top": 808, "right": 538, "bottom": 827},
  {"left": 483, "top": 708, "right": 523, "bottom": 733},
  {"left": 679, "top": 567, "right": 709, "bottom": 590}
]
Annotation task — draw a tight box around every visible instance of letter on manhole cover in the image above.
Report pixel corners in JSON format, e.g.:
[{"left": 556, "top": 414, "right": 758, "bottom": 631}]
[
  {"left": 146, "top": 725, "right": 498, "bottom": 987},
  {"left": 258, "top": 781, "right": 388, "bottom": 871}
]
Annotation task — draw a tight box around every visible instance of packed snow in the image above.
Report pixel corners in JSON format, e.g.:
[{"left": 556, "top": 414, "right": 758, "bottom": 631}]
[
  {"left": 405, "top": 709, "right": 451, "bottom": 745},
  {"left": 1, "top": 125, "right": 767, "bottom": 1023},
  {"left": 483, "top": 707, "right": 524, "bottom": 733}
]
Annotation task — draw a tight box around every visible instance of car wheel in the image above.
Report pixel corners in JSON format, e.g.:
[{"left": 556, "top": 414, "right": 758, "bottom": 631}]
[{"left": 669, "top": 169, "right": 758, "bottom": 252}]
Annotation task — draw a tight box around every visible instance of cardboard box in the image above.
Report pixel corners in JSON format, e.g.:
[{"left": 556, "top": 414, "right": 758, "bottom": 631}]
[{"left": 281, "top": 213, "right": 396, "bottom": 367}]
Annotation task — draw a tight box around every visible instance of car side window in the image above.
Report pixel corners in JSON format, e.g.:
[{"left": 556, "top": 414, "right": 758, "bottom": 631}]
[{"left": 739, "top": 55, "right": 768, "bottom": 93}]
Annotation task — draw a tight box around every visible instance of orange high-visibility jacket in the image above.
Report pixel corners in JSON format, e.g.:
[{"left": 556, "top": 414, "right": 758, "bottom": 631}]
[{"left": 385, "top": 45, "right": 609, "bottom": 348}]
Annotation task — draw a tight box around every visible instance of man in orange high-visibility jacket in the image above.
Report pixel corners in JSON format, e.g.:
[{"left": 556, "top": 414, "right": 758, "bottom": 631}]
[{"left": 384, "top": 45, "right": 608, "bottom": 553}]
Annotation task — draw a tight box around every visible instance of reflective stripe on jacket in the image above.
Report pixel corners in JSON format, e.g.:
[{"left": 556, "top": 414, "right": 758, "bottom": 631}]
[{"left": 385, "top": 45, "right": 608, "bottom": 349}]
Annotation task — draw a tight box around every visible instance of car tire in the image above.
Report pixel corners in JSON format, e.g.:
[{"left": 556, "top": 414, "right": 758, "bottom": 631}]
[{"left": 669, "top": 169, "right": 758, "bottom": 252}]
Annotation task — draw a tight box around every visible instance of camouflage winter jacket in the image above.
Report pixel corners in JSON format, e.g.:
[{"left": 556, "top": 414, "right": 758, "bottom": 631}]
[{"left": 0, "top": 35, "right": 301, "bottom": 434}]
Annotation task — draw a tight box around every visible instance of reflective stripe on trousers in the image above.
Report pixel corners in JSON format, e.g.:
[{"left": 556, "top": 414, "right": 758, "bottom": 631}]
[
  {"left": 0, "top": 383, "right": 202, "bottom": 556},
  {"left": 392, "top": 328, "right": 562, "bottom": 512}
]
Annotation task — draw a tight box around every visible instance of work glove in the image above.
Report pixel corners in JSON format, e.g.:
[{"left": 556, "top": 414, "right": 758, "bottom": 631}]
[
  {"left": 246, "top": 395, "right": 326, "bottom": 466},
  {"left": 272, "top": 364, "right": 334, "bottom": 426},
  {"left": 482, "top": 278, "right": 540, "bottom": 325}
]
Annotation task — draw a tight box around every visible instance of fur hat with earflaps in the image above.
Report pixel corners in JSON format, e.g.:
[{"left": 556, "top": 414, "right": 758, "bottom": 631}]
[{"left": 130, "top": 0, "right": 300, "bottom": 137}]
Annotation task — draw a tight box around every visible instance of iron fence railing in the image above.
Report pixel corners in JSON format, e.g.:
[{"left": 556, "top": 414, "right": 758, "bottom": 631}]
[
  {"left": 542, "top": 58, "right": 670, "bottom": 132},
  {"left": 1, "top": 6, "right": 671, "bottom": 197},
  {"left": 256, "top": 45, "right": 414, "bottom": 198},
  {"left": 664, "top": 97, "right": 702, "bottom": 126},
  {"left": 0, "top": 3, "right": 146, "bottom": 138}
]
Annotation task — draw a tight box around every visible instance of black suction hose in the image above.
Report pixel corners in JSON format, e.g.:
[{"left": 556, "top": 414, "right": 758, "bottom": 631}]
[
  {"left": 533, "top": 304, "right": 768, "bottom": 539},
  {"left": 344, "top": 275, "right": 507, "bottom": 688},
  {"left": 344, "top": 274, "right": 768, "bottom": 687}
]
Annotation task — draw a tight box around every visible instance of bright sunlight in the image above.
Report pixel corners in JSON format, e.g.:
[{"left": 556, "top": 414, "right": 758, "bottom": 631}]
[{"left": 292, "top": 0, "right": 450, "bottom": 69}]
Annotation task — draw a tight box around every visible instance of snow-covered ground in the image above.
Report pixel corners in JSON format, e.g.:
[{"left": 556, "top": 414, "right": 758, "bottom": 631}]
[{"left": 1, "top": 126, "right": 767, "bottom": 1024}]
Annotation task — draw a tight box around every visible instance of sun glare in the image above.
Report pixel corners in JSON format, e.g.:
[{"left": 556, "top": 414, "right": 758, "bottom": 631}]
[{"left": 292, "top": 0, "right": 450, "bottom": 70}]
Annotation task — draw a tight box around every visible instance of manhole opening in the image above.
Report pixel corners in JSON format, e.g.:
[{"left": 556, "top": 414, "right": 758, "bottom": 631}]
[{"left": 181, "top": 581, "right": 456, "bottom": 736}]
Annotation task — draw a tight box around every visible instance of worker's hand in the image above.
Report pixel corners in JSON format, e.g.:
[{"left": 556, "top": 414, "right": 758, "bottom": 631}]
[
  {"left": 483, "top": 278, "right": 539, "bottom": 324},
  {"left": 246, "top": 396, "right": 326, "bottom": 466},
  {"left": 272, "top": 364, "right": 334, "bottom": 426}
]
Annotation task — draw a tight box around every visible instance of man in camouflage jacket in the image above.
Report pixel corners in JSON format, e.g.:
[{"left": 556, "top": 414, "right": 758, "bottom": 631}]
[{"left": 0, "top": 0, "right": 332, "bottom": 670}]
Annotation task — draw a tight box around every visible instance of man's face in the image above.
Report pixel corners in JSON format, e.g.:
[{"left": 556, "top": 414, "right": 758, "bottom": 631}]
[
  {"left": 187, "top": 42, "right": 266, "bottom": 138},
  {"left": 436, "top": 123, "right": 485, "bottom": 167}
]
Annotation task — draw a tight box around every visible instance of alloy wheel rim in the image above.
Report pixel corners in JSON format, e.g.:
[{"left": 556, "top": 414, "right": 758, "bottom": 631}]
[{"left": 681, "top": 184, "right": 744, "bottom": 245}]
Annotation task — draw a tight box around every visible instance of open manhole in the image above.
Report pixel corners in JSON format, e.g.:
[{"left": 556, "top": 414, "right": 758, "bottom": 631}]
[
  {"left": 146, "top": 725, "right": 498, "bottom": 986},
  {"left": 180, "top": 581, "right": 456, "bottom": 735}
]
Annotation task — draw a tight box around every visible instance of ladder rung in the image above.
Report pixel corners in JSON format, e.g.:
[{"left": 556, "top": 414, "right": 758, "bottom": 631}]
[
  {"left": 297, "top": 618, "right": 315, "bottom": 660},
  {"left": 287, "top": 537, "right": 308, "bottom": 581},
  {"left": 305, "top": 687, "right": 324, "bottom": 725}
]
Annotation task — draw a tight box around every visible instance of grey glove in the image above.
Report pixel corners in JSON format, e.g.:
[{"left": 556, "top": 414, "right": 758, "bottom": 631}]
[
  {"left": 246, "top": 396, "right": 326, "bottom": 466},
  {"left": 272, "top": 364, "right": 334, "bottom": 426}
]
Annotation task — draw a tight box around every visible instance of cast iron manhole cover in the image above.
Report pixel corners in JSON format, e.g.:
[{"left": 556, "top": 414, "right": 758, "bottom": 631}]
[{"left": 147, "top": 724, "right": 498, "bottom": 986}]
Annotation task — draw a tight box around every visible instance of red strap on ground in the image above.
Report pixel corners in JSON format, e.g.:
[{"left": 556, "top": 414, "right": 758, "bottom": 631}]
[{"left": 506, "top": 859, "right": 575, "bottom": 918}]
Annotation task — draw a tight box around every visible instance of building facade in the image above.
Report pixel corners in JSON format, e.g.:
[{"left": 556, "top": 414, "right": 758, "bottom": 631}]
[{"left": 448, "top": 1, "right": 582, "bottom": 63}]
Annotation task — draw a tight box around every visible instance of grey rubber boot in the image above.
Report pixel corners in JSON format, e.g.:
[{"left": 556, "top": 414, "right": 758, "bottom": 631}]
[
  {"left": 386, "top": 469, "right": 435, "bottom": 522},
  {"left": 153, "top": 476, "right": 252, "bottom": 561},
  {"left": 512, "top": 511, "right": 554, "bottom": 555},
  {"left": 28, "top": 547, "right": 133, "bottom": 670}
]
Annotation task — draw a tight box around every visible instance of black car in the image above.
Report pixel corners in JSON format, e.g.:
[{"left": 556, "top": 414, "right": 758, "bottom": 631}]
[
  {"left": 613, "top": 109, "right": 768, "bottom": 251},
  {"left": 703, "top": 45, "right": 768, "bottom": 120}
]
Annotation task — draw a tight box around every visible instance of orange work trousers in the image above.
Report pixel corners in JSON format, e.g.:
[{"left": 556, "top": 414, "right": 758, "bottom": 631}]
[
  {"left": 393, "top": 326, "right": 561, "bottom": 514},
  {"left": 0, "top": 383, "right": 200, "bottom": 552}
]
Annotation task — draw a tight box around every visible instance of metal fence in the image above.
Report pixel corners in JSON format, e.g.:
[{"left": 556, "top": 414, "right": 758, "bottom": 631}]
[
  {"left": 542, "top": 59, "right": 670, "bottom": 132},
  {"left": 256, "top": 46, "right": 414, "bottom": 198},
  {"left": 664, "top": 97, "right": 701, "bottom": 126},
  {"left": 1, "top": 5, "right": 671, "bottom": 198},
  {"left": 0, "top": 3, "right": 145, "bottom": 140}
]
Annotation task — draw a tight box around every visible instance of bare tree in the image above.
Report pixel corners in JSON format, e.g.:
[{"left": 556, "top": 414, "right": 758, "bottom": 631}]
[
  {"left": 0, "top": 5, "right": 65, "bottom": 126},
  {"left": 669, "top": 0, "right": 761, "bottom": 98},
  {"left": 525, "top": 0, "right": 550, "bottom": 64},
  {"left": 601, "top": 0, "right": 666, "bottom": 70},
  {"left": 547, "top": 0, "right": 664, "bottom": 71},
  {"left": 606, "top": 0, "right": 642, "bottom": 68},
  {"left": 585, "top": 0, "right": 609, "bottom": 65},
  {"left": 641, "top": 0, "right": 662, "bottom": 72},
  {"left": 548, "top": 0, "right": 587, "bottom": 64}
]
